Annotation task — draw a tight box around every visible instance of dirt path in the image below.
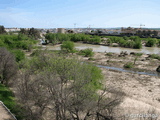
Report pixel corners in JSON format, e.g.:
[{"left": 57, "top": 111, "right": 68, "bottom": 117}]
[{"left": 0, "top": 101, "right": 15, "bottom": 120}]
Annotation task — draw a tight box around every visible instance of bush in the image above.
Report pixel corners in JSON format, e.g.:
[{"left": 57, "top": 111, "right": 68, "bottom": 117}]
[
  {"left": 123, "top": 62, "right": 134, "bottom": 68},
  {"left": 105, "top": 52, "right": 113, "bottom": 56},
  {"left": 11, "top": 50, "right": 25, "bottom": 62},
  {"left": 135, "top": 53, "right": 143, "bottom": 56},
  {"left": 146, "top": 38, "right": 157, "bottom": 47},
  {"left": 0, "top": 84, "right": 24, "bottom": 119},
  {"left": 133, "top": 41, "right": 142, "bottom": 49},
  {"left": 79, "top": 48, "right": 94, "bottom": 57},
  {"left": 61, "top": 41, "right": 75, "bottom": 53},
  {"left": 88, "top": 57, "right": 95, "bottom": 61},
  {"left": 149, "top": 54, "right": 160, "bottom": 60}
]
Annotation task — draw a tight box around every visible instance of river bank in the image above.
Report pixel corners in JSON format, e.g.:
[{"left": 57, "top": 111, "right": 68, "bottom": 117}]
[{"left": 78, "top": 52, "right": 160, "bottom": 118}]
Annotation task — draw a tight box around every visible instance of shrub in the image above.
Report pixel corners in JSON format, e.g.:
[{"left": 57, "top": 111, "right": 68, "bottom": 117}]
[
  {"left": 88, "top": 57, "right": 95, "bottom": 61},
  {"left": 61, "top": 41, "right": 75, "bottom": 53},
  {"left": 149, "top": 54, "right": 160, "bottom": 60},
  {"left": 123, "top": 62, "right": 134, "bottom": 68},
  {"left": 135, "top": 53, "right": 143, "bottom": 56},
  {"left": 105, "top": 52, "right": 113, "bottom": 56},
  {"left": 133, "top": 41, "right": 142, "bottom": 49},
  {"left": 146, "top": 38, "right": 157, "bottom": 47},
  {"left": 0, "top": 84, "right": 24, "bottom": 119},
  {"left": 11, "top": 50, "right": 25, "bottom": 62},
  {"left": 79, "top": 48, "right": 94, "bottom": 57}
]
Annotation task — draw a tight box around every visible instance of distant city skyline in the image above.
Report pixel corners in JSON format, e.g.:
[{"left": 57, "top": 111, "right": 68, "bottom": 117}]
[{"left": 1, "top": 0, "right": 160, "bottom": 28}]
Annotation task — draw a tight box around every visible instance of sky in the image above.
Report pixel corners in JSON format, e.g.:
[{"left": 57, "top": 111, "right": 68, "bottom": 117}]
[{"left": 1, "top": 0, "right": 160, "bottom": 28}]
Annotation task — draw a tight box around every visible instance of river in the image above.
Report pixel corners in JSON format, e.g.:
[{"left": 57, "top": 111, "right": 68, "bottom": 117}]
[{"left": 45, "top": 42, "right": 160, "bottom": 54}]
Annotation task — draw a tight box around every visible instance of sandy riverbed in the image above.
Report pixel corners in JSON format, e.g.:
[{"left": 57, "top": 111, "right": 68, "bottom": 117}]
[{"left": 80, "top": 52, "right": 160, "bottom": 119}]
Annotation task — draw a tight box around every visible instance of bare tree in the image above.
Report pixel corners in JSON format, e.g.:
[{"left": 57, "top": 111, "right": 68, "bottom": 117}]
[
  {"left": 0, "top": 47, "right": 17, "bottom": 86},
  {"left": 15, "top": 51, "right": 124, "bottom": 120}
]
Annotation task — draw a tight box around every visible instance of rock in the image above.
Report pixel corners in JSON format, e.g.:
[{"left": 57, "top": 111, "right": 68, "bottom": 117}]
[
  {"left": 124, "top": 51, "right": 128, "bottom": 55},
  {"left": 141, "top": 59, "right": 145, "bottom": 61},
  {"left": 156, "top": 65, "right": 160, "bottom": 72},
  {"left": 120, "top": 51, "right": 128, "bottom": 56},
  {"left": 148, "top": 90, "right": 152, "bottom": 92},
  {"left": 130, "top": 52, "right": 135, "bottom": 55},
  {"left": 146, "top": 57, "right": 150, "bottom": 60}
]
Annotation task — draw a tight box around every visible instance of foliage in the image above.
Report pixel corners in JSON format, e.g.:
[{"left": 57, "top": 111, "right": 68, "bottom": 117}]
[
  {"left": 135, "top": 53, "right": 143, "bottom": 56},
  {"left": 123, "top": 62, "right": 134, "bottom": 68},
  {"left": 145, "top": 38, "right": 157, "bottom": 47},
  {"left": 105, "top": 52, "right": 113, "bottom": 56},
  {"left": 11, "top": 49, "right": 25, "bottom": 62},
  {"left": 15, "top": 51, "right": 123, "bottom": 120},
  {"left": 61, "top": 41, "right": 75, "bottom": 53},
  {"left": 0, "top": 25, "right": 6, "bottom": 34},
  {"left": 133, "top": 40, "right": 142, "bottom": 49},
  {"left": 79, "top": 48, "right": 94, "bottom": 57},
  {"left": 149, "top": 54, "right": 160, "bottom": 60},
  {"left": 0, "top": 84, "right": 24, "bottom": 119},
  {"left": 20, "top": 28, "right": 40, "bottom": 39},
  {"left": 0, "top": 34, "right": 37, "bottom": 50},
  {"left": 88, "top": 57, "right": 95, "bottom": 60}
]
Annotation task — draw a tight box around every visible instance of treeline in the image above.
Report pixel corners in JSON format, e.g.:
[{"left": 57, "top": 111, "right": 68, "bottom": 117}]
[
  {"left": 136, "top": 30, "right": 158, "bottom": 37},
  {"left": 103, "top": 36, "right": 142, "bottom": 49},
  {"left": 0, "top": 34, "right": 37, "bottom": 62},
  {"left": 45, "top": 33, "right": 101, "bottom": 44},
  {"left": 45, "top": 33, "right": 160, "bottom": 49},
  {"left": 104, "top": 36, "right": 160, "bottom": 48},
  {"left": 19, "top": 28, "right": 41, "bottom": 39}
]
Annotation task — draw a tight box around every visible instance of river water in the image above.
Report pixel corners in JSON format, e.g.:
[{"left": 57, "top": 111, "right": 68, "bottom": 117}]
[
  {"left": 42, "top": 43, "right": 160, "bottom": 76},
  {"left": 45, "top": 43, "right": 160, "bottom": 54}
]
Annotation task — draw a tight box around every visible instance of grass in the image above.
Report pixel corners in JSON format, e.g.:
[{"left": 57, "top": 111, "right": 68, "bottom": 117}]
[
  {"left": 123, "top": 62, "right": 134, "bottom": 68},
  {"left": 0, "top": 84, "right": 24, "bottom": 119},
  {"left": 149, "top": 54, "right": 160, "bottom": 60},
  {"left": 135, "top": 53, "right": 143, "bottom": 56},
  {"left": 88, "top": 57, "right": 95, "bottom": 61},
  {"left": 105, "top": 52, "right": 113, "bottom": 56}
]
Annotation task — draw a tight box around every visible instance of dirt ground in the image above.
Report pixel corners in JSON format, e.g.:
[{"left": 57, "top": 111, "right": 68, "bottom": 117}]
[{"left": 81, "top": 52, "right": 160, "bottom": 119}]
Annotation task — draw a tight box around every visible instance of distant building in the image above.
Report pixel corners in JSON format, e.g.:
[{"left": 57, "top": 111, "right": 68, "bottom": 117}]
[
  {"left": 57, "top": 28, "right": 65, "bottom": 33},
  {"left": 121, "top": 27, "right": 137, "bottom": 36}
]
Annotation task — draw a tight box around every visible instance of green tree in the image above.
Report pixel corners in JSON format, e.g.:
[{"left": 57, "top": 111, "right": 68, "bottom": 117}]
[
  {"left": 16, "top": 51, "right": 124, "bottom": 120},
  {"left": 0, "top": 25, "right": 6, "bottom": 34},
  {"left": 11, "top": 50, "right": 25, "bottom": 62},
  {"left": 146, "top": 38, "right": 157, "bottom": 47},
  {"left": 61, "top": 41, "right": 75, "bottom": 53}
]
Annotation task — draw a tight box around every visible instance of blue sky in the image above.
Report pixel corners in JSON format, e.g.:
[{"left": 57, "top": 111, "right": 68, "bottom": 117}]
[{"left": 1, "top": 0, "right": 160, "bottom": 28}]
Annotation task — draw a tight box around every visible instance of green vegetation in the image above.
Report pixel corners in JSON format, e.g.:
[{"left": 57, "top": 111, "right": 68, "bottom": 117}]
[
  {"left": 123, "top": 62, "right": 134, "bottom": 68},
  {"left": 45, "top": 33, "right": 160, "bottom": 49},
  {"left": 61, "top": 41, "right": 76, "bottom": 53},
  {"left": 104, "top": 36, "right": 142, "bottom": 49},
  {"left": 0, "top": 84, "right": 24, "bottom": 119},
  {"left": 105, "top": 52, "right": 113, "bottom": 56},
  {"left": 19, "top": 28, "right": 40, "bottom": 39},
  {"left": 0, "top": 34, "right": 37, "bottom": 62},
  {"left": 88, "top": 57, "right": 95, "bottom": 60},
  {"left": 11, "top": 50, "right": 25, "bottom": 62},
  {"left": 145, "top": 38, "right": 157, "bottom": 47},
  {"left": 0, "top": 25, "right": 6, "bottom": 34},
  {"left": 14, "top": 51, "right": 120, "bottom": 120},
  {"left": 79, "top": 48, "right": 94, "bottom": 57},
  {"left": 135, "top": 53, "right": 143, "bottom": 56},
  {"left": 149, "top": 54, "right": 160, "bottom": 60},
  {"left": 0, "top": 34, "right": 37, "bottom": 50}
]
